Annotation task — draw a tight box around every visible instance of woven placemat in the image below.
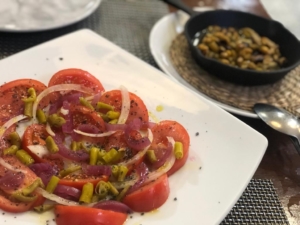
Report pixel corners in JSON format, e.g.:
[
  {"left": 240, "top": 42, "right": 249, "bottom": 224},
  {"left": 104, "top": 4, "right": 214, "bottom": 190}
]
[{"left": 170, "top": 33, "right": 300, "bottom": 117}]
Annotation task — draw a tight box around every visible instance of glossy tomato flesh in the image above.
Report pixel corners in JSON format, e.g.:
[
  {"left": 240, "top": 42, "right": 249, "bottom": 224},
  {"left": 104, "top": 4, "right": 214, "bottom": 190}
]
[
  {"left": 151, "top": 120, "right": 190, "bottom": 176},
  {"left": 0, "top": 79, "right": 47, "bottom": 124},
  {"left": 99, "top": 90, "right": 149, "bottom": 124},
  {"left": 55, "top": 205, "right": 128, "bottom": 225}
]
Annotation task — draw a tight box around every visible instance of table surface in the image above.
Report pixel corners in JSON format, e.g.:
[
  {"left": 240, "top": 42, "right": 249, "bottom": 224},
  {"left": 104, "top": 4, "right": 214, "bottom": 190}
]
[{"left": 174, "top": 1, "right": 300, "bottom": 224}]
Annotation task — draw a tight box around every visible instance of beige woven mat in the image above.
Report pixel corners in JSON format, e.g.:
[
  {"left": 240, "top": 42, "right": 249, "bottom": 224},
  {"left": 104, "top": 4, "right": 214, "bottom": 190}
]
[{"left": 169, "top": 33, "right": 300, "bottom": 117}]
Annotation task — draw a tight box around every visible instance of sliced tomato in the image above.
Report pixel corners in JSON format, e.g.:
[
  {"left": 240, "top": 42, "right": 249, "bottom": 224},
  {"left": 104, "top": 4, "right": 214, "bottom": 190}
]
[
  {"left": 0, "top": 156, "right": 39, "bottom": 194},
  {"left": 103, "top": 131, "right": 127, "bottom": 151},
  {"left": 0, "top": 125, "right": 16, "bottom": 152},
  {"left": 22, "top": 124, "right": 64, "bottom": 170},
  {"left": 0, "top": 193, "right": 44, "bottom": 213},
  {"left": 48, "top": 68, "right": 105, "bottom": 102},
  {"left": 0, "top": 156, "right": 44, "bottom": 212},
  {"left": 151, "top": 120, "right": 190, "bottom": 176},
  {"left": 59, "top": 175, "right": 108, "bottom": 190},
  {"left": 99, "top": 90, "right": 149, "bottom": 124},
  {"left": 70, "top": 105, "right": 106, "bottom": 144},
  {"left": 122, "top": 173, "right": 169, "bottom": 212},
  {"left": 55, "top": 205, "right": 128, "bottom": 225},
  {"left": 0, "top": 79, "right": 47, "bottom": 124},
  {"left": 48, "top": 68, "right": 105, "bottom": 93}
]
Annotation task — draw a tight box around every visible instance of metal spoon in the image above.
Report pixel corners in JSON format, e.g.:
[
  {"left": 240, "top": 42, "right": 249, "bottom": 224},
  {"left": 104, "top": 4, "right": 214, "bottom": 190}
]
[{"left": 254, "top": 103, "right": 300, "bottom": 154}]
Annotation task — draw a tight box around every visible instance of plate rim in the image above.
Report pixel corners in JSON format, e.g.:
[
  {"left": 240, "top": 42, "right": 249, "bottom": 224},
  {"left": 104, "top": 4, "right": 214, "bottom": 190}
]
[
  {"left": 149, "top": 12, "right": 258, "bottom": 118},
  {"left": 0, "top": 29, "right": 268, "bottom": 224},
  {"left": 0, "top": 0, "right": 102, "bottom": 33}
]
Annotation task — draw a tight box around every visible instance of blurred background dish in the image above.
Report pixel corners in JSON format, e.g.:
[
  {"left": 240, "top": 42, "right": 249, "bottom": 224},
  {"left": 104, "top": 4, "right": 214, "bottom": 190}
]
[
  {"left": 149, "top": 10, "right": 259, "bottom": 118},
  {"left": 0, "top": 0, "right": 101, "bottom": 32},
  {"left": 161, "top": 0, "right": 300, "bottom": 86}
]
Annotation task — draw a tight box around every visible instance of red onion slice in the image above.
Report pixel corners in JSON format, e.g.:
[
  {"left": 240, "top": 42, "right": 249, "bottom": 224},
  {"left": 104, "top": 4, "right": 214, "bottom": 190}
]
[
  {"left": 33, "top": 84, "right": 92, "bottom": 121},
  {"left": 144, "top": 153, "right": 175, "bottom": 185},
  {"left": 62, "top": 101, "right": 73, "bottom": 134},
  {"left": 27, "top": 145, "right": 49, "bottom": 158},
  {"left": 46, "top": 123, "right": 56, "bottom": 136},
  {"left": 36, "top": 187, "right": 79, "bottom": 206},
  {"left": 119, "top": 129, "right": 153, "bottom": 167},
  {"left": 0, "top": 115, "right": 27, "bottom": 140},
  {"left": 53, "top": 184, "right": 81, "bottom": 201},
  {"left": 49, "top": 93, "right": 83, "bottom": 115},
  {"left": 118, "top": 86, "right": 130, "bottom": 124},
  {"left": 111, "top": 173, "right": 139, "bottom": 190},
  {"left": 127, "top": 162, "right": 149, "bottom": 194},
  {"left": 0, "top": 171, "right": 25, "bottom": 191},
  {"left": 29, "top": 163, "right": 58, "bottom": 185},
  {"left": 71, "top": 124, "right": 101, "bottom": 140},
  {"left": 0, "top": 158, "right": 28, "bottom": 174},
  {"left": 105, "top": 123, "right": 127, "bottom": 132},
  {"left": 73, "top": 130, "right": 116, "bottom": 138},
  {"left": 151, "top": 142, "right": 173, "bottom": 170},
  {"left": 82, "top": 164, "right": 112, "bottom": 177},
  {"left": 91, "top": 92, "right": 102, "bottom": 106},
  {"left": 58, "top": 143, "right": 89, "bottom": 162},
  {"left": 124, "top": 118, "right": 150, "bottom": 150},
  {"left": 93, "top": 200, "right": 132, "bottom": 214}
]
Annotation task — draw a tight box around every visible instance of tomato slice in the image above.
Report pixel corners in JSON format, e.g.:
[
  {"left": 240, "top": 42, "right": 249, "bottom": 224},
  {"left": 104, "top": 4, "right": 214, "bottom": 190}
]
[
  {"left": 58, "top": 175, "right": 108, "bottom": 190},
  {"left": 122, "top": 173, "right": 169, "bottom": 212},
  {"left": 55, "top": 205, "right": 128, "bottom": 225},
  {"left": 48, "top": 68, "right": 105, "bottom": 98},
  {"left": 0, "top": 79, "right": 47, "bottom": 124},
  {"left": 151, "top": 120, "right": 190, "bottom": 176},
  {"left": 70, "top": 105, "right": 106, "bottom": 144},
  {"left": 0, "top": 125, "right": 16, "bottom": 152},
  {"left": 0, "top": 156, "right": 44, "bottom": 212},
  {"left": 0, "top": 193, "right": 44, "bottom": 213},
  {"left": 99, "top": 90, "right": 149, "bottom": 124},
  {"left": 22, "top": 124, "right": 64, "bottom": 170}
]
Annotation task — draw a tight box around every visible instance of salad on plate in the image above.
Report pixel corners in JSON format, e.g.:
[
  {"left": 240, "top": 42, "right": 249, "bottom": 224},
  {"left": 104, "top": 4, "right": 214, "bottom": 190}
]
[{"left": 0, "top": 68, "right": 190, "bottom": 225}]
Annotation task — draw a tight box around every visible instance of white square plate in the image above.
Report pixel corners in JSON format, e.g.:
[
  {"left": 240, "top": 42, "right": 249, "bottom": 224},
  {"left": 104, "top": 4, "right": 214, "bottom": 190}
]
[{"left": 0, "top": 29, "right": 268, "bottom": 225}]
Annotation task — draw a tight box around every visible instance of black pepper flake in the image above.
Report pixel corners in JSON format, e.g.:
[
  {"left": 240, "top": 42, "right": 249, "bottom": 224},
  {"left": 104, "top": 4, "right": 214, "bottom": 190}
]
[
  {"left": 59, "top": 57, "right": 63, "bottom": 61},
  {"left": 199, "top": 167, "right": 202, "bottom": 170},
  {"left": 130, "top": 216, "right": 133, "bottom": 219},
  {"left": 2, "top": 212, "right": 4, "bottom": 215},
  {"left": 174, "top": 197, "right": 177, "bottom": 201},
  {"left": 195, "top": 132, "right": 199, "bottom": 136},
  {"left": 141, "top": 213, "right": 144, "bottom": 216}
]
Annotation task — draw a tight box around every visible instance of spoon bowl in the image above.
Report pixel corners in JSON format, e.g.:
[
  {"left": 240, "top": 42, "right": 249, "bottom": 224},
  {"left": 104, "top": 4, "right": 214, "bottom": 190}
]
[{"left": 253, "top": 103, "right": 300, "bottom": 142}]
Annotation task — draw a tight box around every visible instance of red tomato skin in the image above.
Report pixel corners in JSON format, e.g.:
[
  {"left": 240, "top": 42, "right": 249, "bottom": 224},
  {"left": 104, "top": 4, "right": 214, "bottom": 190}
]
[
  {"left": 55, "top": 205, "right": 128, "bottom": 225},
  {"left": 99, "top": 90, "right": 149, "bottom": 124},
  {"left": 70, "top": 105, "right": 107, "bottom": 144},
  {"left": 0, "top": 125, "right": 16, "bottom": 152},
  {"left": 0, "top": 156, "right": 44, "bottom": 213},
  {"left": 22, "top": 124, "right": 64, "bottom": 169},
  {"left": 0, "top": 79, "right": 47, "bottom": 124},
  {"left": 122, "top": 174, "right": 170, "bottom": 212},
  {"left": 58, "top": 176, "right": 108, "bottom": 190},
  {"left": 0, "top": 195, "right": 38, "bottom": 213},
  {"left": 151, "top": 120, "right": 190, "bottom": 176},
  {"left": 48, "top": 68, "right": 105, "bottom": 93}
]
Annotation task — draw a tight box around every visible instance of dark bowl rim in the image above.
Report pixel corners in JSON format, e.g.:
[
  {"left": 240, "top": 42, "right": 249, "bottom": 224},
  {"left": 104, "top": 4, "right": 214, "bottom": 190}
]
[{"left": 184, "top": 9, "right": 300, "bottom": 76}]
